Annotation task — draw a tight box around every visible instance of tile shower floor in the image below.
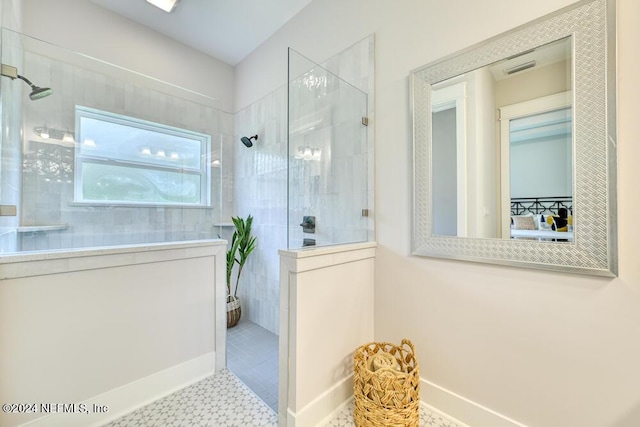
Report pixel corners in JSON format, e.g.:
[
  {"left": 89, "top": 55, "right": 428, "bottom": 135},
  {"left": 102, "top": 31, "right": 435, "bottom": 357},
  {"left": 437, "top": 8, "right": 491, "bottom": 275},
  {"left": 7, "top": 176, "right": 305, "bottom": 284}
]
[{"left": 227, "top": 318, "right": 279, "bottom": 412}]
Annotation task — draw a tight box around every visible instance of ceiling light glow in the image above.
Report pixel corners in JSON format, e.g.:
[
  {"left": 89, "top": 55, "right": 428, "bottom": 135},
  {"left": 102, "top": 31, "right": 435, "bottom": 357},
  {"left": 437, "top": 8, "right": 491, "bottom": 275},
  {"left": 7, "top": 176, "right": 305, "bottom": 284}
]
[{"left": 146, "top": 0, "right": 179, "bottom": 13}]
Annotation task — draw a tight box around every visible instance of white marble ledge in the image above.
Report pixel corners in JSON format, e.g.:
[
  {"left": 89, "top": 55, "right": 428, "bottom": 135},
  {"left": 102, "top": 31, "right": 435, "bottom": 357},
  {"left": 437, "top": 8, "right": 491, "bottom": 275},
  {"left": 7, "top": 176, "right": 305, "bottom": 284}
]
[
  {"left": 0, "top": 239, "right": 227, "bottom": 280},
  {"left": 279, "top": 241, "right": 377, "bottom": 273}
]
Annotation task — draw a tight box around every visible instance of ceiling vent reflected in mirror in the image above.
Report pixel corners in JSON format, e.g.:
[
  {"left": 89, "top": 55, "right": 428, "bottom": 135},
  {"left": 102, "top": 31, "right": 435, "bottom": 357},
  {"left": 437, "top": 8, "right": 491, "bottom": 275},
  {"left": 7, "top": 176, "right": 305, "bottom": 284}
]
[{"left": 505, "top": 60, "right": 537, "bottom": 75}]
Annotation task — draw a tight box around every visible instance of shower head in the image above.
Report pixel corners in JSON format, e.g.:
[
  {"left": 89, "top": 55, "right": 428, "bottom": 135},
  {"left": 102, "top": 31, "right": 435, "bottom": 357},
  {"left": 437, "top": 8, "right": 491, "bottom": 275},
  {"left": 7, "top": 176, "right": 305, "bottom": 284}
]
[
  {"left": 241, "top": 135, "right": 258, "bottom": 148},
  {"left": 1, "top": 64, "right": 53, "bottom": 101},
  {"left": 17, "top": 75, "right": 53, "bottom": 100}
]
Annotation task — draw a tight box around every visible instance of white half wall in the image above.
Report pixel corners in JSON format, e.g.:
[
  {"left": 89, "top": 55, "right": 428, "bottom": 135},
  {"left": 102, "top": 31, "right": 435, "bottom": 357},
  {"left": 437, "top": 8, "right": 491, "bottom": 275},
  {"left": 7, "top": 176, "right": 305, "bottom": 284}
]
[
  {"left": 279, "top": 242, "right": 375, "bottom": 426},
  {"left": 0, "top": 240, "right": 227, "bottom": 427}
]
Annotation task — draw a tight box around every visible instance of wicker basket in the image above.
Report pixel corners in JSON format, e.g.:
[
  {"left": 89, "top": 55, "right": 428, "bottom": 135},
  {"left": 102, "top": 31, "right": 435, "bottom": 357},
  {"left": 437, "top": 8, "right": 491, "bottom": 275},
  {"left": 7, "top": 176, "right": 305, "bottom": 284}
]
[
  {"left": 226, "top": 295, "right": 241, "bottom": 328},
  {"left": 353, "top": 339, "right": 420, "bottom": 427}
]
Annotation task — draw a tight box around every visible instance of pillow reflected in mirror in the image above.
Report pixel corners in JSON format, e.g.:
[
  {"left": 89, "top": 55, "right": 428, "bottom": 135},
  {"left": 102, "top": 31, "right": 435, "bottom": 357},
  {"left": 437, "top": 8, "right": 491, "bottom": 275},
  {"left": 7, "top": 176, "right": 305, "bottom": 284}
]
[{"left": 512, "top": 215, "right": 536, "bottom": 230}]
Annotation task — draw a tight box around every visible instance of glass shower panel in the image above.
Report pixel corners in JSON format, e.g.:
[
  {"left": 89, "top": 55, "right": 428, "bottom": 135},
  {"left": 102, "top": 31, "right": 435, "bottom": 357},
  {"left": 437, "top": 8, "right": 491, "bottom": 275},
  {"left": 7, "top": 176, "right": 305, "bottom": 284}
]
[
  {"left": 0, "top": 29, "right": 23, "bottom": 253},
  {"left": 0, "top": 28, "right": 229, "bottom": 254},
  {"left": 287, "top": 48, "right": 368, "bottom": 249}
]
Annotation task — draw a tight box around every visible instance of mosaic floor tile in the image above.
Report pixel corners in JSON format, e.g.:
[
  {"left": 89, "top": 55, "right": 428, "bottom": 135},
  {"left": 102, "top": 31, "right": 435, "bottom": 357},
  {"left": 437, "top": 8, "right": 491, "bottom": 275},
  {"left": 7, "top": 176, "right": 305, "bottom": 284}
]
[{"left": 102, "top": 369, "right": 277, "bottom": 427}]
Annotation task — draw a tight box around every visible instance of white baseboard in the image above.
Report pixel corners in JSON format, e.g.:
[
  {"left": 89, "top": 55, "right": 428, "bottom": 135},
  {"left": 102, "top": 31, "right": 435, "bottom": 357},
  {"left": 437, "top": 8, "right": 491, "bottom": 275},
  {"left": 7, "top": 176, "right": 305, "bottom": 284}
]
[
  {"left": 421, "top": 378, "right": 529, "bottom": 427},
  {"left": 283, "top": 375, "right": 527, "bottom": 427},
  {"left": 287, "top": 376, "right": 353, "bottom": 427},
  {"left": 20, "top": 351, "right": 216, "bottom": 427}
]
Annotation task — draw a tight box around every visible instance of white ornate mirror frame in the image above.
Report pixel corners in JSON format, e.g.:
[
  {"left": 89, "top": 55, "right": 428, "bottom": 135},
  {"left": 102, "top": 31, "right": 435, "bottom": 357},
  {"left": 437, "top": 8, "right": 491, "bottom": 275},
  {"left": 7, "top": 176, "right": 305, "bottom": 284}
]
[{"left": 411, "top": 0, "right": 617, "bottom": 276}]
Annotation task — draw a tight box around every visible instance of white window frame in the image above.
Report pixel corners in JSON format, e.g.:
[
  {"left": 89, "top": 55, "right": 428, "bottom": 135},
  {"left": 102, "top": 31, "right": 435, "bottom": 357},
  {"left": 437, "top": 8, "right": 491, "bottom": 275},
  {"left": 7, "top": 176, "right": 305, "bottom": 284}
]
[{"left": 74, "top": 106, "right": 211, "bottom": 206}]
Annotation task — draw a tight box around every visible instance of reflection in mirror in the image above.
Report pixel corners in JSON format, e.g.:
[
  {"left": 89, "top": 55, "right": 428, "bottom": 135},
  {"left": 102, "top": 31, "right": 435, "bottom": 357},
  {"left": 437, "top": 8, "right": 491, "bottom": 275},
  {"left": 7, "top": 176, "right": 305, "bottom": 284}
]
[
  {"left": 412, "top": 0, "right": 617, "bottom": 276},
  {"left": 501, "top": 92, "right": 573, "bottom": 243},
  {"left": 431, "top": 37, "right": 572, "bottom": 240}
]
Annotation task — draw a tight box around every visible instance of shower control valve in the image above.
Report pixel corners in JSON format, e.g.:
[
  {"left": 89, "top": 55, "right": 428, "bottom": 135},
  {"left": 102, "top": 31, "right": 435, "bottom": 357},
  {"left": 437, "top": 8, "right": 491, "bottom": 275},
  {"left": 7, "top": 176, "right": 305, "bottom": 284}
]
[{"left": 300, "top": 216, "right": 315, "bottom": 233}]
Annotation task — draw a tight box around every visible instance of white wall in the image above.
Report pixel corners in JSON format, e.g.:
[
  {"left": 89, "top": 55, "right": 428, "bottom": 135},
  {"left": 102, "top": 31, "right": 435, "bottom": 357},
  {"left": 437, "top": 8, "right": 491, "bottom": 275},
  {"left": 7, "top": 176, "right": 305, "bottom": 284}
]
[
  {"left": 0, "top": 0, "right": 21, "bottom": 30},
  {"left": 495, "top": 60, "right": 571, "bottom": 109},
  {"left": 465, "top": 67, "right": 498, "bottom": 238},
  {"left": 20, "top": 0, "right": 235, "bottom": 113},
  {"left": 237, "top": 0, "right": 640, "bottom": 426}
]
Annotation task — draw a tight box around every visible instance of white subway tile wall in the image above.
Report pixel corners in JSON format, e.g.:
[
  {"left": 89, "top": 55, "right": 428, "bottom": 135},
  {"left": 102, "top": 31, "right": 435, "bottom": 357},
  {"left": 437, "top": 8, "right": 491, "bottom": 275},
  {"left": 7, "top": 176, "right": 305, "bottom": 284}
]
[{"left": 14, "top": 47, "right": 234, "bottom": 252}]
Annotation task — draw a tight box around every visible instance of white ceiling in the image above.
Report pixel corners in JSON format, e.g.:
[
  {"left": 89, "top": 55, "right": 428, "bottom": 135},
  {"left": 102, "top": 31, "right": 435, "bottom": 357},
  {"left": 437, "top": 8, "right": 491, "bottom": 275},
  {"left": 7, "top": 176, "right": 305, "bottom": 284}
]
[{"left": 87, "top": 0, "right": 312, "bottom": 66}]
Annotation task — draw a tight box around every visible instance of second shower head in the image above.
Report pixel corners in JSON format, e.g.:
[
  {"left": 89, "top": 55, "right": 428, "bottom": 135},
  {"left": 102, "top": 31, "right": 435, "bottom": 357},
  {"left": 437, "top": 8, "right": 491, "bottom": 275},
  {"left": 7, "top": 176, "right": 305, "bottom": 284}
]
[
  {"left": 241, "top": 135, "right": 258, "bottom": 148},
  {"left": 1, "top": 64, "right": 53, "bottom": 101},
  {"left": 25, "top": 82, "right": 53, "bottom": 101}
]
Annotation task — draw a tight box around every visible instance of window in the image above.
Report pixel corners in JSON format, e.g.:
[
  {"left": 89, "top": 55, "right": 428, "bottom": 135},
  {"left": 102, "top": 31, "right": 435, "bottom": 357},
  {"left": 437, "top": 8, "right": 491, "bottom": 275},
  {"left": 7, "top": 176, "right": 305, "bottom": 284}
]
[{"left": 75, "top": 106, "right": 211, "bottom": 206}]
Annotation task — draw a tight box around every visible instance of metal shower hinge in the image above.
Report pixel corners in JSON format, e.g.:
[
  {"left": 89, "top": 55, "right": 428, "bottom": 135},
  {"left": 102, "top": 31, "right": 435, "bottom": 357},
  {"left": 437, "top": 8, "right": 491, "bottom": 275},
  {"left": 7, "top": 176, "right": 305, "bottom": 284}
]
[
  {"left": 1, "top": 64, "right": 18, "bottom": 79},
  {"left": 0, "top": 205, "right": 17, "bottom": 216},
  {"left": 361, "top": 209, "right": 369, "bottom": 217},
  {"left": 361, "top": 117, "right": 369, "bottom": 126}
]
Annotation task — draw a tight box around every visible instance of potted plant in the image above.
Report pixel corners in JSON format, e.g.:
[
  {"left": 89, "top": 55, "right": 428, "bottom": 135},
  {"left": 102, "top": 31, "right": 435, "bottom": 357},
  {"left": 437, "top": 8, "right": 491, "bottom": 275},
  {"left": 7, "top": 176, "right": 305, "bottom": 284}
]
[{"left": 226, "top": 214, "right": 257, "bottom": 328}]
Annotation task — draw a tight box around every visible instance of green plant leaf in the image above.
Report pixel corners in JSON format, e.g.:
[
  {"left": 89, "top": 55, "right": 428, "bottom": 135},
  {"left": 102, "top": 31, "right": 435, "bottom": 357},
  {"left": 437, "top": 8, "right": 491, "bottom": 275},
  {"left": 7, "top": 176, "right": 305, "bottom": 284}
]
[
  {"left": 226, "top": 231, "right": 240, "bottom": 295},
  {"left": 228, "top": 214, "right": 257, "bottom": 297}
]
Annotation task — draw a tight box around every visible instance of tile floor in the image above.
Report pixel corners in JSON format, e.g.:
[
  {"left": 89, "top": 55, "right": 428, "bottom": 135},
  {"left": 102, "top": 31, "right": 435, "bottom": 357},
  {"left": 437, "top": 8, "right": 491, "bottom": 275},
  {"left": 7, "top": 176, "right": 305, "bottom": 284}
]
[
  {"left": 226, "top": 318, "right": 279, "bottom": 412},
  {"left": 103, "top": 369, "right": 278, "bottom": 427},
  {"left": 104, "top": 318, "right": 464, "bottom": 426},
  {"left": 103, "top": 367, "right": 464, "bottom": 426}
]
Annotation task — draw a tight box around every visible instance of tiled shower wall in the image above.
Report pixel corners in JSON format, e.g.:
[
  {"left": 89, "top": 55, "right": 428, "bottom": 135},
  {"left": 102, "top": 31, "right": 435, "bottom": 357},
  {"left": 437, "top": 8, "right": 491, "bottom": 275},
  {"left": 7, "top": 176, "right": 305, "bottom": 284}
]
[
  {"left": 233, "top": 36, "right": 375, "bottom": 334},
  {"left": 233, "top": 86, "right": 288, "bottom": 335},
  {"left": 15, "top": 48, "right": 234, "bottom": 251}
]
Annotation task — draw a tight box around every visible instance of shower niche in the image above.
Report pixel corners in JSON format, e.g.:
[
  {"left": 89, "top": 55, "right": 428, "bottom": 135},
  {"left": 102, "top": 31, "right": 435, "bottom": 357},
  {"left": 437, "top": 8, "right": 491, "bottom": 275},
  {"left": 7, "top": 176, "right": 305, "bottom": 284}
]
[{"left": 287, "top": 48, "right": 370, "bottom": 249}]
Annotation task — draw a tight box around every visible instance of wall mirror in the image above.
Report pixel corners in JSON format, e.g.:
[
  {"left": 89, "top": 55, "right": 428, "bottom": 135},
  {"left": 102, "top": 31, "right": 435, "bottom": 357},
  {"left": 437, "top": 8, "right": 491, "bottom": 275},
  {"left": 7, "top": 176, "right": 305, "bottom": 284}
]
[{"left": 411, "top": 0, "right": 617, "bottom": 276}]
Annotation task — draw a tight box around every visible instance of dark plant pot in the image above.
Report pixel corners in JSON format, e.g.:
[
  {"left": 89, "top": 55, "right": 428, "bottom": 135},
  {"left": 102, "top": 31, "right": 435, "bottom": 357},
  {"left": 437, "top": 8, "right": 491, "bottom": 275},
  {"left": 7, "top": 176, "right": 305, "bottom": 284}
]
[{"left": 227, "top": 295, "right": 241, "bottom": 328}]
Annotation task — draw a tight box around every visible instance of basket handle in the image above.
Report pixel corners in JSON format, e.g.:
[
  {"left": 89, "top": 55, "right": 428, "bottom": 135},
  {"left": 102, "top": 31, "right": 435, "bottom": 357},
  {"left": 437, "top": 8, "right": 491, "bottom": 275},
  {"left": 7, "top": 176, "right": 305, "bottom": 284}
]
[{"left": 401, "top": 338, "right": 416, "bottom": 356}]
